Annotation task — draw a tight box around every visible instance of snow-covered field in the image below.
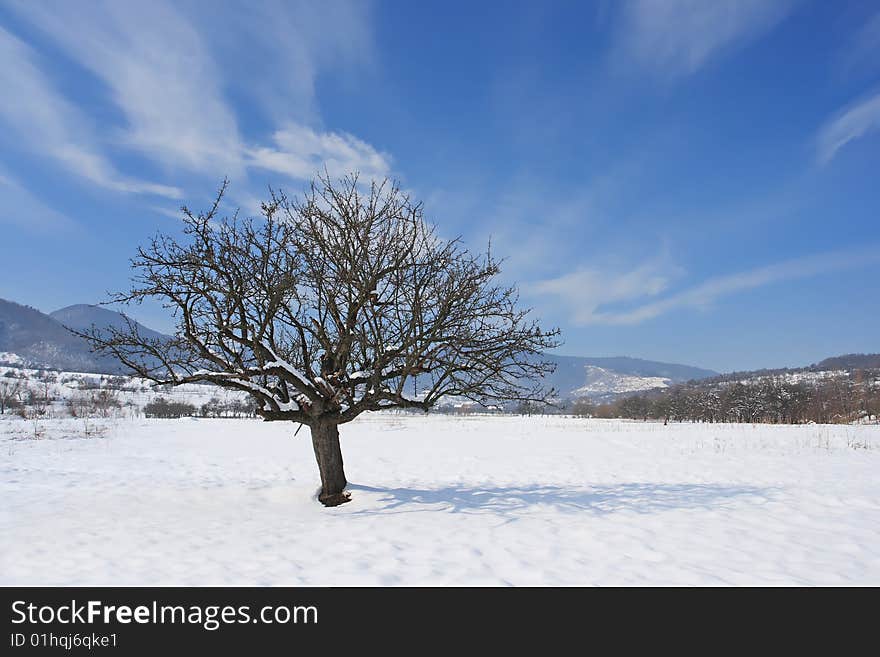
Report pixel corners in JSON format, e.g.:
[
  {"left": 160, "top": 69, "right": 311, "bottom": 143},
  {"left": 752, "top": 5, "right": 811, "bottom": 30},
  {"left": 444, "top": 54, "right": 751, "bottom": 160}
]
[{"left": 2, "top": 414, "right": 879, "bottom": 586}]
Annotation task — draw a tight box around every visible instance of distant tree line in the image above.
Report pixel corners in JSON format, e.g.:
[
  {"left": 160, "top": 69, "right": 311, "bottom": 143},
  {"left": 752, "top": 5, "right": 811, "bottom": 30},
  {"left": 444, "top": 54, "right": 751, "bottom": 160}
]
[
  {"left": 200, "top": 396, "right": 257, "bottom": 418},
  {"left": 143, "top": 396, "right": 257, "bottom": 419},
  {"left": 143, "top": 397, "right": 198, "bottom": 419},
  {"left": 574, "top": 370, "right": 879, "bottom": 425}
]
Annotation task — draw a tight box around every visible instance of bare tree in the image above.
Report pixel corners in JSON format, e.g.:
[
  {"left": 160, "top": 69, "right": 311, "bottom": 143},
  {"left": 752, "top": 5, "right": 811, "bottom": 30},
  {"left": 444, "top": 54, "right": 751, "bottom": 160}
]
[
  {"left": 0, "top": 378, "right": 22, "bottom": 414},
  {"left": 79, "top": 174, "right": 560, "bottom": 506}
]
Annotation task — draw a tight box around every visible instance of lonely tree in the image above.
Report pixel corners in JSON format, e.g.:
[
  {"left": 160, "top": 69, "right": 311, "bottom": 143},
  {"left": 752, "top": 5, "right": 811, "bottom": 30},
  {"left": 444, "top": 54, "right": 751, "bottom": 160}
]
[{"left": 82, "top": 174, "right": 560, "bottom": 506}]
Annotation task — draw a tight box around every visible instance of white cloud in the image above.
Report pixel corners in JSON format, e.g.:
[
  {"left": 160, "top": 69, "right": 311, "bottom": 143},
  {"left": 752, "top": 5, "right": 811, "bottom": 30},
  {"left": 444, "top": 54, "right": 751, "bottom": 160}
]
[
  {"left": 816, "top": 91, "right": 880, "bottom": 164},
  {"left": 7, "top": 0, "right": 244, "bottom": 179},
  {"left": 540, "top": 247, "right": 880, "bottom": 326},
  {"left": 197, "top": 0, "right": 374, "bottom": 125},
  {"left": 53, "top": 147, "right": 183, "bottom": 198},
  {"left": 147, "top": 205, "right": 187, "bottom": 222},
  {"left": 0, "top": 26, "right": 181, "bottom": 198},
  {"left": 527, "top": 260, "right": 679, "bottom": 325},
  {"left": 616, "top": 0, "right": 795, "bottom": 76},
  {"left": 841, "top": 11, "right": 880, "bottom": 73},
  {"left": 8, "top": 1, "right": 389, "bottom": 190},
  {"left": 248, "top": 124, "right": 392, "bottom": 182}
]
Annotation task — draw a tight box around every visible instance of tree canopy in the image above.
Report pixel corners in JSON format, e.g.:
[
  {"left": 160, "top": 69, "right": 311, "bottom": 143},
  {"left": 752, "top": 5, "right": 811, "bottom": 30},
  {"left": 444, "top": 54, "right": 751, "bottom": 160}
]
[{"left": 80, "top": 174, "right": 560, "bottom": 504}]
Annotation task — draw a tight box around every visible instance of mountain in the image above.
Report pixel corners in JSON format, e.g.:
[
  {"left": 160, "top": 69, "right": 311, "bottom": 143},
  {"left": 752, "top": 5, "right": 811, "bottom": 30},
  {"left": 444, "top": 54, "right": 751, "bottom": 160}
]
[
  {"left": 700, "top": 353, "right": 880, "bottom": 385},
  {"left": 2, "top": 297, "right": 873, "bottom": 400},
  {"left": 0, "top": 299, "right": 106, "bottom": 372},
  {"left": 0, "top": 299, "right": 165, "bottom": 374},
  {"left": 544, "top": 354, "right": 717, "bottom": 401},
  {"left": 50, "top": 304, "right": 167, "bottom": 342},
  {"left": 813, "top": 354, "right": 880, "bottom": 371},
  {"left": 0, "top": 297, "right": 720, "bottom": 389}
]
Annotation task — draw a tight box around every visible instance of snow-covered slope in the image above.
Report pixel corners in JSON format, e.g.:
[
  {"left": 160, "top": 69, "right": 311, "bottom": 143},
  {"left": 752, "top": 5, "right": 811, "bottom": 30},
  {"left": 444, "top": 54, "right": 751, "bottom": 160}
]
[
  {"left": 0, "top": 352, "right": 25, "bottom": 366},
  {"left": 0, "top": 364, "right": 249, "bottom": 416},
  {"left": 731, "top": 370, "right": 849, "bottom": 386},
  {"left": 545, "top": 354, "right": 715, "bottom": 399},
  {"left": 571, "top": 365, "right": 670, "bottom": 400}
]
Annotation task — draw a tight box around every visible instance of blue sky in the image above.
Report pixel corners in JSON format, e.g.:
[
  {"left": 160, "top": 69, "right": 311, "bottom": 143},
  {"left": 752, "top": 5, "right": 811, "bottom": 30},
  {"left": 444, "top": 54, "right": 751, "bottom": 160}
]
[{"left": 1, "top": 0, "right": 878, "bottom": 372}]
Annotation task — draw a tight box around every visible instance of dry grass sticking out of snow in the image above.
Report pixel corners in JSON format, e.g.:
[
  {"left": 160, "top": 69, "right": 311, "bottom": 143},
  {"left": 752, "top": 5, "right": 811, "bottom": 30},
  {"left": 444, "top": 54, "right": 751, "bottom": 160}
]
[{"left": 2, "top": 414, "right": 879, "bottom": 586}]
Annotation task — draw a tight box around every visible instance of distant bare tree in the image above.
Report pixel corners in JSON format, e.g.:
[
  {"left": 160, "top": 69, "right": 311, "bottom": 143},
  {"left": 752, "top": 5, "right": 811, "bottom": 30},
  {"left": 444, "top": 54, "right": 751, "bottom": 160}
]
[
  {"left": 80, "top": 174, "right": 560, "bottom": 506},
  {"left": 90, "top": 389, "right": 122, "bottom": 417},
  {"left": 570, "top": 398, "right": 595, "bottom": 418},
  {"left": 0, "top": 378, "right": 22, "bottom": 414}
]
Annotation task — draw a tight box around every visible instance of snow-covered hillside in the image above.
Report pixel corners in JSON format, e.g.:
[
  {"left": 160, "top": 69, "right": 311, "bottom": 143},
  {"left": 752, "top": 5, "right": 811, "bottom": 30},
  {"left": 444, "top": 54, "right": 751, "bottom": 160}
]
[
  {"left": 0, "top": 352, "right": 25, "bottom": 366},
  {"left": 570, "top": 365, "right": 670, "bottom": 400},
  {"left": 0, "top": 364, "right": 249, "bottom": 416},
  {"left": 733, "top": 370, "right": 849, "bottom": 386},
  {"left": 2, "top": 414, "right": 878, "bottom": 585}
]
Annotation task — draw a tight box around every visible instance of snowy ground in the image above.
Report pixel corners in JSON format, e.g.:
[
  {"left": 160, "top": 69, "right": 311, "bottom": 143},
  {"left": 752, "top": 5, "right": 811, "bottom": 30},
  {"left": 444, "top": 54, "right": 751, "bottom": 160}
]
[{"left": 2, "top": 414, "right": 879, "bottom": 586}]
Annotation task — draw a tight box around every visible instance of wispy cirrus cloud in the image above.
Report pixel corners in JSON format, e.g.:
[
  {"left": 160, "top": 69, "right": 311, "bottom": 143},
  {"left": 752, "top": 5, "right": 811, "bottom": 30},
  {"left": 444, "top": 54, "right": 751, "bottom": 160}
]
[
  {"left": 526, "top": 259, "right": 681, "bottom": 325},
  {"left": 840, "top": 10, "right": 880, "bottom": 73},
  {"left": 198, "top": 0, "right": 375, "bottom": 126},
  {"left": 0, "top": 26, "right": 181, "bottom": 199},
  {"left": 816, "top": 91, "right": 880, "bottom": 164},
  {"left": 6, "top": 0, "right": 389, "bottom": 192},
  {"left": 7, "top": 0, "right": 245, "bottom": 179},
  {"left": 535, "top": 246, "right": 880, "bottom": 326},
  {"left": 615, "top": 0, "right": 796, "bottom": 77}
]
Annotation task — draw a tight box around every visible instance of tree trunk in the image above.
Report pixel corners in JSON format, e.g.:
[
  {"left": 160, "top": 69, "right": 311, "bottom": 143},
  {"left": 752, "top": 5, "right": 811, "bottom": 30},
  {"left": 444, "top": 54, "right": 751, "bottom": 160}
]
[{"left": 310, "top": 420, "right": 350, "bottom": 506}]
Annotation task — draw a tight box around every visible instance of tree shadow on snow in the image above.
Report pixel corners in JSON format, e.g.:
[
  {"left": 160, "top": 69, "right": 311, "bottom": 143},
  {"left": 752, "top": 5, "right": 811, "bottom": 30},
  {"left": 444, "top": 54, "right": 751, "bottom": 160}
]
[{"left": 346, "top": 482, "right": 774, "bottom": 517}]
